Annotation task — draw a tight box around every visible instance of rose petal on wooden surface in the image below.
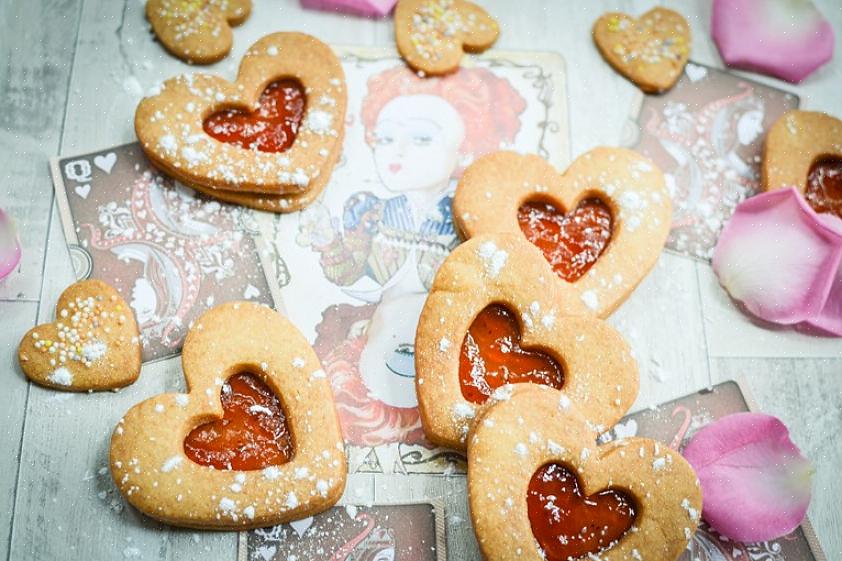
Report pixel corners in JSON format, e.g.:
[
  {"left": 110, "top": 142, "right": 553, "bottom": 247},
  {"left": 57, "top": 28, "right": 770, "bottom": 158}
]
[
  {"left": 683, "top": 412, "right": 813, "bottom": 542},
  {"left": 0, "top": 208, "right": 21, "bottom": 281},
  {"left": 713, "top": 188, "right": 842, "bottom": 331},
  {"left": 299, "top": 0, "right": 396, "bottom": 18}
]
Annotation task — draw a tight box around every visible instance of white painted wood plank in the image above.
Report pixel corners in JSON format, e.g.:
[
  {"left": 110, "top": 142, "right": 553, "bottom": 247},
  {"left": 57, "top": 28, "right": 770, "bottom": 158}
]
[
  {"left": 711, "top": 358, "right": 842, "bottom": 560},
  {"left": 0, "top": 301, "right": 38, "bottom": 561},
  {"left": 0, "top": 0, "right": 82, "bottom": 300}
]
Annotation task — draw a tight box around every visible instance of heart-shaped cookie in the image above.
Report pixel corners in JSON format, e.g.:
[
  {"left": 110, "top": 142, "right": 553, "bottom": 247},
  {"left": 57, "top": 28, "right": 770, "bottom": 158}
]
[
  {"left": 593, "top": 7, "right": 691, "bottom": 93},
  {"left": 415, "top": 234, "right": 639, "bottom": 450},
  {"left": 454, "top": 148, "right": 671, "bottom": 318},
  {"left": 764, "top": 110, "right": 842, "bottom": 219},
  {"left": 395, "top": 0, "right": 499, "bottom": 76},
  {"left": 468, "top": 385, "right": 702, "bottom": 561},
  {"left": 135, "top": 32, "right": 347, "bottom": 197},
  {"left": 110, "top": 302, "right": 346, "bottom": 529},
  {"left": 18, "top": 279, "right": 141, "bottom": 391},
  {"left": 146, "top": 0, "right": 252, "bottom": 64}
]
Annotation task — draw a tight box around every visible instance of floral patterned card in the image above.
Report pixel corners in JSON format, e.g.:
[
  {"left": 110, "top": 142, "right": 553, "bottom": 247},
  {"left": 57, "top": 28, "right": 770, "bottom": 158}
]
[
  {"left": 50, "top": 143, "right": 277, "bottom": 362},
  {"left": 258, "top": 46, "right": 570, "bottom": 476},
  {"left": 622, "top": 61, "right": 799, "bottom": 260},
  {"left": 241, "top": 502, "right": 445, "bottom": 561},
  {"left": 606, "top": 381, "right": 825, "bottom": 561}
]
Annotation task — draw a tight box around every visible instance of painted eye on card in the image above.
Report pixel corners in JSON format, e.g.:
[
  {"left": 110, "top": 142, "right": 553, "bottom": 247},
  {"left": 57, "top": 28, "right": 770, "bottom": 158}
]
[{"left": 413, "top": 134, "right": 434, "bottom": 146}]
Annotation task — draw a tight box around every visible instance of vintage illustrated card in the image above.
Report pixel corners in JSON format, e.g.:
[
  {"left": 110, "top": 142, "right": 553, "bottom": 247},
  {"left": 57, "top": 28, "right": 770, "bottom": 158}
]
[
  {"left": 623, "top": 61, "right": 799, "bottom": 260},
  {"left": 50, "top": 143, "right": 277, "bottom": 362},
  {"left": 607, "top": 381, "right": 825, "bottom": 561},
  {"left": 242, "top": 502, "right": 445, "bottom": 561},
  {"left": 258, "top": 47, "right": 571, "bottom": 476}
]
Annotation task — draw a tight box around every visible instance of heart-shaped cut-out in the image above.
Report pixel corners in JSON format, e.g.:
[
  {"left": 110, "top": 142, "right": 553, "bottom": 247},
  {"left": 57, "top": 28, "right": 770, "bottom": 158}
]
[
  {"left": 415, "top": 234, "right": 639, "bottom": 450},
  {"left": 18, "top": 279, "right": 141, "bottom": 391},
  {"left": 764, "top": 111, "right": 842, "bottom": 219},
  {"left": 527, "top": 463, "right": 636, "bottom": 560},
  {"left": 395, "top": 0, "right": 499, "bottom": 76},
  {"left": 184, "top": 372, "right": 293, "bottom": 470},
  {"left": 93, "top": 152, "right": 117, "bottom": 174},
  {"left": 146, "top": 0, "right": 252, "bottom": 64},
  {"left": 592, "top": 7, "right": 691, "bottom": 93},
  {"left": 110, "top": 302, "right": 347, "bottom": 529},
  {"left": 468, "top": 385, "right": 702, "bottom": 561},
  {"left": 204, "top": 79, "right": 306, "bottom": 154},
  {"left": 454, "top": 149, "right": 671, "bottom": 318},
  {"left": 135, "top": 32, "right": 346, "bottom": 196},
  {"left": 517, "top": 198, "right": 613, "bottom": 283},
  {"left": 460, "top": 304, "right": 563, "bottom": 404}
]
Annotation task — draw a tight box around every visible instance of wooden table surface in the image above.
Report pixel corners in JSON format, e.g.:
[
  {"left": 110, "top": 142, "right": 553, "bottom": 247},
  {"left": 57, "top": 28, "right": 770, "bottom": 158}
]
[{"left": 1, "top": 1, "right": 841, "bottom": 560}]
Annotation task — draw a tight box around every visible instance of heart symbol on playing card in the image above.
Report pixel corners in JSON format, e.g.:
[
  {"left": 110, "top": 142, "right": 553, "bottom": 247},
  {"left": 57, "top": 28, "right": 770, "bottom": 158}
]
[
  {"left": 415, "top": 235, "right": 639, "bottom": 450},
  {"left": 612, "top": 418, "right": 638, "bottom": 440},
  {"left": 110, "top": 302, "right": 347, "bottom": 529},
  {"left": 17, "top": 279, "right": 141, "bottom": 391},
  {"left": 135, "top": 32, "right": 347, "bottom": 196},
  {"left": 592, "top": 7, "right": 691, "bottom": 93},
  {"left": 74, "top": 184, "right": 91, "bottom": 199},
  {"left": 764, "top": 111, "right": 842, "bottom": 218},
  {"left": 146, "top": 0, "right": 251, "bottom": 64},
  {"left": 395, "top": 0, "right": 499, "bottom": 75},
  {"left": 468, "top": 385, "right": 702, "bottom": 561},
  {"left": 243, "top": 284, "right": 260, "bottom": 299},
  {"left": 289, "top": 516, "right": 314, "bottom": 538},
  {"left": 94, "top": 153, "right": 117, "bottom": 174},
  {"left": 527, "top": 463, "right": 636, "bottom": 560},
  {"left": 454, "top": 148, "right": 672, "bottom": 318},
  {"left": 685, "top": 63, "right": 708, "bottom": 83},
  {"left": 459, "top": 304, "right": 563, "bottom": 404}
]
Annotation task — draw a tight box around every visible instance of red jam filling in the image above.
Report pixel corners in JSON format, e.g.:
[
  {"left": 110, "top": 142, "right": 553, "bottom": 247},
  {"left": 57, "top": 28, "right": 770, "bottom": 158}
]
[
  {"left": 203, "top": 79, "right": 306, "bottom": 153},
  {"left": 459, "top": 304, "right": 563, "bottom": 404},
  {"left": 184, "top": 373, "right": 293, "bottom": 470},
  {"left": 805, "top": 157, "right": 842, "bottom": 218},
  {"left": 528, "top": 463, "right": 637, "bottom": 561},
  {"left": 517, "top": 198, "right": 613, "bottom": 283}
]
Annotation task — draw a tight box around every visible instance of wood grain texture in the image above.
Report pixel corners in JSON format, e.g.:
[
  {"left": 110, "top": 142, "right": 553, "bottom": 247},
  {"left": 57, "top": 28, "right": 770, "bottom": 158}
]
[
  {"left": 1, "top": 0, "right": 841, "bottom": 559},
  {"left": 0, "top": 0, "right": 82, "bottom": 300}
]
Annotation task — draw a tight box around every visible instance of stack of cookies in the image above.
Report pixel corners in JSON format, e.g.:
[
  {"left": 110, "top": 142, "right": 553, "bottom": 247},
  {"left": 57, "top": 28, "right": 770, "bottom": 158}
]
[
  {"left": 135, "top": 32, "right": 347, "bottom": 213},
  {"left": 414, "top": 147, "right": 703, "bottom": 561}
]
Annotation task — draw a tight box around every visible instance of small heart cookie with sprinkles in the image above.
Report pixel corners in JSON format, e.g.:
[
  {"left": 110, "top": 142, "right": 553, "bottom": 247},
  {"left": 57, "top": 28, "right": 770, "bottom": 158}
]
[
  {"left": 468, "top": 384, "right": 702, "bottom": 561},
  {"left": 415, "top": 234, "right": 639, "bottom": 450},
  {"left": 17, "top": 279, "right": 141, "bottom": 391},
  {"left": 593, "top": 7, "right": 691, "bottom": 93},
  {"left": 763, "top": 110, "right": 842, "bottom": 219},
  {"left": 135, "top": 32, "right": 346, "bottom": 202},
  {"left": 146, "top": 0, "right": 252, "bottom": 65},
  {"left": 395, "top": 0, "right": 499, "bottom": 76},
  {"left": 110, "top": 301, "right": 346, "bottom": 529},
  {"left": 454, "top": 148, "right": 672, "bottom": 318}
]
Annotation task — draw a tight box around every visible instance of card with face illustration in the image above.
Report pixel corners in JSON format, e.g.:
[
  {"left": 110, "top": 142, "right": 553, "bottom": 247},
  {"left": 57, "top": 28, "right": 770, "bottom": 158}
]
[
  {"left": 257, "top": 46, "right": 570, "bottom": 475},
  {"left": 623, "top": 61, "right": 799, "bottom": 260},
  {"left": 50, "top": 143, "right": 277, "bottom": 362},
  {"left": 242, "top": 502, "right": 445, "bottom": 561}
]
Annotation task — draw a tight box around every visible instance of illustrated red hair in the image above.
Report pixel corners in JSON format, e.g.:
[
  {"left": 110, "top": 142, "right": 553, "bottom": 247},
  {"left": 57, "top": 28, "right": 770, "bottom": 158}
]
[{"left": 361, "top": 65, "right": 527, "bottom": 175}]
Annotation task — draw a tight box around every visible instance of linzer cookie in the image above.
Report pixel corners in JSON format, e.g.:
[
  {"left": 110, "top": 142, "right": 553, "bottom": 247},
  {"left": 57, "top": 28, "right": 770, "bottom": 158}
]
[
  {"left": 763, "top": 110, "right": 842, "bottom": 218},
  {"left": 468, "top": 384, "right": 702, "bottom": 561},
  {"left": 454, "top": 148, "right": 671, "bottom": 318},
  {"left": 110, "top": 302, "right": 346, "bottom": 529},
  {"left": 135, "top": 32, "right": 346, "bottom": 204},
  {"left": 17, "top": 280, "right": 141, "bottom": 392},
  {"left": 395, "top": 0, "right": 499, "bottom": 76},
  {"left": 146, "top": 0, "right": 252, "bottom": 64},
  {"left": 415, "top": 234, "right": 638, "bottom": 450},
  {"left": 593, "top": 7, "right": 691, "bottom": 93}
]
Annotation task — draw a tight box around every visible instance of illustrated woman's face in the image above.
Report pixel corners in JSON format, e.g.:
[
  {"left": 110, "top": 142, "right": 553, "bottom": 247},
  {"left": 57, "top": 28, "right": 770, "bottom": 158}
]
[
  {"left": 130, "top": 277, "right": 158, "bottom": 325},
  {"left": 737, "top": 108, "right": 764, "bottom": 146},
  {"left": 372, "top": 94, "right": 465, "bottom": 193}
]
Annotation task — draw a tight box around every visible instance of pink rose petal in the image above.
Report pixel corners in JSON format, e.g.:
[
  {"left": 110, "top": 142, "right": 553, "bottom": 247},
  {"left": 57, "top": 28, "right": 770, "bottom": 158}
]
[
  {"left": 713, "top": 188, "right": 842, "bottom": 332},
  {"left": 683, "top": 412, "right": 813, "bottom": 542},
  {"left": 712, "top": 0, "right": 834, "bottom": 83},
  {"left": 299, "top": 0, "right": 396, "bottom": 18},
  {"left": 0, "top": 209, "right": 21, "bottom": 281}
]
